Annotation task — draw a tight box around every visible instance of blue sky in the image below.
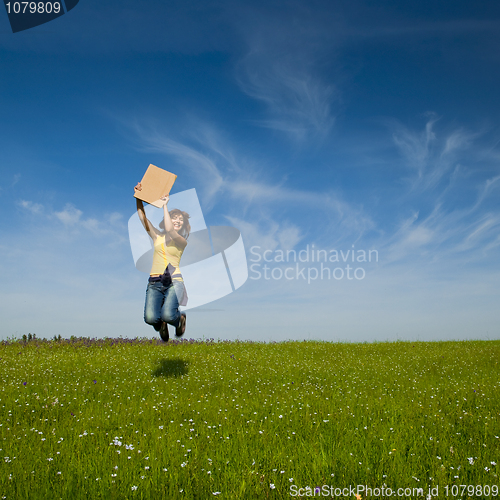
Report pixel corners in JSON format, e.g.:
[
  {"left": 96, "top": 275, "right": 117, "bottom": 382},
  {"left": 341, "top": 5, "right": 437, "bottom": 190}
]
[{"left": 1, "top": 0, "right": 499, "bottom": 341}]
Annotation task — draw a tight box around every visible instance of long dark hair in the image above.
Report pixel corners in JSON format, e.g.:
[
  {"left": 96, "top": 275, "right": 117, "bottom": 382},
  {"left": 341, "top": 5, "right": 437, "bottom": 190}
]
[{"left": 159, "top": 209, "right": 191, "bottom": 239}]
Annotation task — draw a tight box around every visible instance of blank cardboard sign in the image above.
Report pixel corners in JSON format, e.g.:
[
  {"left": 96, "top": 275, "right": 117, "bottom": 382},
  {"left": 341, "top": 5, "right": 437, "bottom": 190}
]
[{"left": 134, "top": 164, "right": 177, "bottom": 207}]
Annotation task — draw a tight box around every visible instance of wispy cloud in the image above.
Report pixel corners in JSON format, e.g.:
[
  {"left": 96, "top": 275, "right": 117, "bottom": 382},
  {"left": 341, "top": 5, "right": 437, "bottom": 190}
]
[
  {"left": 236, "top": 55, "right": 336, "bottom": 140},
  {"left": 233, "top": 5, "right": 340, "bottom": 141},
  {"left": 18, "top": 199, "right": 44, "bottom": 215},
  {"left": 225, "top": 215, "right": 303, "bottom": 252},
  {"left": 133, "top": 119, "right": 374, "bottom": 247},
  {"left": 473, "top": 175, "right": 500, "bottom": 210},
  {"left": 11, "top": 174, "right": 21, "bottom": 187},
  {"left": 383, "top": 202, "right": 499, "bottom": 267},
  {"left": 315, "top": 113, "right": 498, "bottom": 274},
  {"left": 391, "top": 114, "right": 439, "bottom": 187},
  {"left": 390, "top": 116, "right": 486, "bottom": 192},
  {"left": 55, "top": 204, "right": 83, "bottom": 226},
  {"left": 18, "top": 199, "right": 127, "bottom": 241}
]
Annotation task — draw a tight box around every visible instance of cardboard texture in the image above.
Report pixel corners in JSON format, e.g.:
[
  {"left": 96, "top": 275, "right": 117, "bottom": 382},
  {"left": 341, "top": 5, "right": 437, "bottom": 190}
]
[{"left": 134, "top": 164, "right": 177, "bottom": 207}]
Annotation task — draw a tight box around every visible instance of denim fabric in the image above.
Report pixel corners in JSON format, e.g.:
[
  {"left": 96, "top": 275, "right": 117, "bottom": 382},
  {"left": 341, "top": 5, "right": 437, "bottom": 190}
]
[{"left": 144, "top": 280, "right": 185, "bottom": 329}]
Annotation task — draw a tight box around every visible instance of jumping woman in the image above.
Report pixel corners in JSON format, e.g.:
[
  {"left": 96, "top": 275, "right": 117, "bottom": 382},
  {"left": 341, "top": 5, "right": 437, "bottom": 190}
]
[{"left": 134, "top": 182, "right": 190, "bottom": 341}]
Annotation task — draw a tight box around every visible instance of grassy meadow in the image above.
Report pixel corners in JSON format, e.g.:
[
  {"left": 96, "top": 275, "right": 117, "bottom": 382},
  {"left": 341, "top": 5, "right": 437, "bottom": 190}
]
[{"left": 0, "top": 337, "right": 499, "bottom": 499}]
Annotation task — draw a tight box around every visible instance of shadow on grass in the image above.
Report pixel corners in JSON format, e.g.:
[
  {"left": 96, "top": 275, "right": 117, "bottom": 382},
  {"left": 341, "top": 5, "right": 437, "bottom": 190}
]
[{"left": 152, "top": 358, "right": 189, "bottom": 378}]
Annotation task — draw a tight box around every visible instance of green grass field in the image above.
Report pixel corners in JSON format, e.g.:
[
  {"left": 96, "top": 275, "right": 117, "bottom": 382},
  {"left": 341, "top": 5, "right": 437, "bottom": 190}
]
[{"left": 1, "top": 337, "right": 499, "bottom": 499}]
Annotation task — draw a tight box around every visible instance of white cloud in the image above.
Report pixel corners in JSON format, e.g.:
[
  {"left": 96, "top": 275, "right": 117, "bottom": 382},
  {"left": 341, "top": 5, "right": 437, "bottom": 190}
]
[
  {"left": 442, "top": 128, "right": 475, "bottom": 156},
  {"left": 382, "top": 175, "right": 500, "bottom": 265},
  {"left": 225, "top": 214, "right": 303, "bottom": 253},
  {"left": 16, "top": 199, "right": 127, "bottom": 245},
  {"left": 233, "top": 5, "right": 340, "bottom": 141},
  {"left": 473, "top": 175, "right": 500, "bottom": 210},
  {"left": 277, "top": 225, "right": 302, "bottom": 250},
  {"left": 461, "top": 214, "right": 500, "bottom": 248},
  {"left": 390, "top": 117, "right": 490, "bottom": 193},
  {"left": 132, "top": 119, "right": 375, "bottom": 247},
  {"left": 391, "top": 114, "right": 438, "bottom": 184},
  {"left": 54, "top": 204, "right": 83, "bottom": 226},
  {"left": 373, "top": 117, "right": 500, "bottom": 267},
  {"left": 236, "top": 56, "right": 336, "bottom": 140},
  {"left": 404, "top": 226, "right": 434, "bottom": 247},
  {"left": 18, "top": 199, "right": 44, "bottom": 215}
]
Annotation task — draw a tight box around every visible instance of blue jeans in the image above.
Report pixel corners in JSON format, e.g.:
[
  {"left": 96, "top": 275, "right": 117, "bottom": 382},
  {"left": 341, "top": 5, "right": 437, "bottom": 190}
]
[{"left": 144, "top": 280, "right": 185, "bottom": 330}]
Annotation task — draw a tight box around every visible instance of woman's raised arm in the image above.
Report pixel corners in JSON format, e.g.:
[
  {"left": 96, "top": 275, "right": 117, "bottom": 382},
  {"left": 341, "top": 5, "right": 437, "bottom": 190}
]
[{"left": 134, "top": 183, "right": 159, "bottom": 240}]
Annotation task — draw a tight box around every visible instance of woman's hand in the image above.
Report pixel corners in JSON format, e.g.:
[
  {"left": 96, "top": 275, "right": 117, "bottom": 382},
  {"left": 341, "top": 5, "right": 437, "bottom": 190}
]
[
  {"left": 160, "top": 194, "right": 170, "bottom": 206},
  {"left": 134, "top": 182, "right": 142, "bottom": 194}
]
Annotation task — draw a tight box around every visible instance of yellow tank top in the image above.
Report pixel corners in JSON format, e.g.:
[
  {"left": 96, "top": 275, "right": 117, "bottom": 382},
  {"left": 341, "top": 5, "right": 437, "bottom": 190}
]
[{"left": 150, "top": 235, "right": 184, "bottom": 282}]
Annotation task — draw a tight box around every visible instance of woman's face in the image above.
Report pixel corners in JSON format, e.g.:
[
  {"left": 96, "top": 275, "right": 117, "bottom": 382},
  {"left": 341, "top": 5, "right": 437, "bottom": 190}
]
[{"left": 171, "top": 214, "right": 184, "bottom": 231}]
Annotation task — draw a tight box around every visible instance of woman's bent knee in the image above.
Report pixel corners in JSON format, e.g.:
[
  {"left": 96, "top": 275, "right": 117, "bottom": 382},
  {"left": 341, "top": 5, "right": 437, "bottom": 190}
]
[
  {"left": 161, "top": 311, "right": 180, "bottom": 325},
  {"left": 144, "top": 312, "right": 160, "bottom": 325}
]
